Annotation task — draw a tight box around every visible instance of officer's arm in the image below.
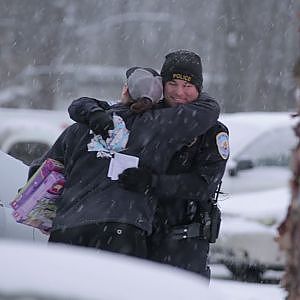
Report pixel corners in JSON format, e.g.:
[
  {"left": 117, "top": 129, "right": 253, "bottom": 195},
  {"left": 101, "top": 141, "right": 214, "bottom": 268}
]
[
  {"left": 69, "top": 94, "right": 220, "bottom": 141},
  {"left": 161, "top": 95, "right": 220, "bottom": 138},
  {"left": 140, "top": 95, "right": 220, "bottom": 142},
  {"left": 152, "top": 128, "right": 229, "bottom": 200},
  {"left": 152, "top": 161, "right": 226, "bottom": 200},
  {"left": 68, "top": 97, "right": 111, "bottom": 125}
]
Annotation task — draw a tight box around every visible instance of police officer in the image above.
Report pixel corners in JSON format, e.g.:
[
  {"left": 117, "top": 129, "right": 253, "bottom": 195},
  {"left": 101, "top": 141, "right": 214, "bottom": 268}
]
[{"left": 119, "top": 50, "right": 229, "bottom": 279}]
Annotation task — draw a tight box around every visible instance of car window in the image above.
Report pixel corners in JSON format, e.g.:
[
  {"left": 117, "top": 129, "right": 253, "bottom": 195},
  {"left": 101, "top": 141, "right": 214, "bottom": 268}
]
[
  {"left": 7, "top": 142, "right": 50, "bottom": 165},
  {"left": 236, "top": 126, "right": 296, "bottom": 167}
]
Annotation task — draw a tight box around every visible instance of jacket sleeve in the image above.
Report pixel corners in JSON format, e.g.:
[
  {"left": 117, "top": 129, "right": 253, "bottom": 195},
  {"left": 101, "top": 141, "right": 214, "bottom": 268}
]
[
  {"left": 142, "top": 94, "right": 220, "bottom": 142},
  {"left": 163, "top": 94, "right": 220, "bottom": 137},
  {"left": 152, "top": 125, "right": 229, "bottom": 201},
  {"left": 68, "top": 97, "right": 111, "bottom": 125},
  {"left": 69, "top": 94, "right": 220, "bottom": 142},
  {"left": 153, "top": 161, "right": 226, "bottom": 201},
  {"left": 27, "top": 124, "right": 77, "bottom": 180},
  {"left": 127, "top": 95, "right": 221, "bottom": 174}
]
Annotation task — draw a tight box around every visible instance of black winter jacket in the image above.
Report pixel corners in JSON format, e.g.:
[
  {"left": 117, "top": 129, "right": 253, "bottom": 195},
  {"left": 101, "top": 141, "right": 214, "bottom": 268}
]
[
  {"left": 29, "top": 94, "right": 220, "bottom": 234},
  {"left": 30, "top": 123, "right": 156, "bottom": 233},
  {"left": 152, "top": 121, "right": 229, "bottom": 228}
]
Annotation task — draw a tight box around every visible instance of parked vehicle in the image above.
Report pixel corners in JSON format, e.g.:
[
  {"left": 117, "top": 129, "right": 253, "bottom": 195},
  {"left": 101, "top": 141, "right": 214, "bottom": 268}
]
[
  {"left": 220, "top": 112, "right": 297, "bottom": 194},
  {"left": 0, "top": 239, "right": 222, "bottom": 300},
  {"left": 0, "top": 108, "right": 72, "bottom": 165},
  {"left": 210, "top": 187, "right": 289, "bottom": 281},
  {"left": 211, "top": 112, "right": 296, "bottom": 281},
  {"left": 0, "top": 151, "right": 48, "bottom": 242}
]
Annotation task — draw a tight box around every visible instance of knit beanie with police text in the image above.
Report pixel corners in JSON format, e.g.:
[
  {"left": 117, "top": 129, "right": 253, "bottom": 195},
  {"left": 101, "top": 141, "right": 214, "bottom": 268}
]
[{"left": 160, "top": 50, "right": 203, "bottom": 91}]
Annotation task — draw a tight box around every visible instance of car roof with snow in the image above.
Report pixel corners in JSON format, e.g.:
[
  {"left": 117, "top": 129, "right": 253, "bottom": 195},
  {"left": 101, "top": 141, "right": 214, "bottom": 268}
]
[{"left": 220, "top": 112, "right": 296, "bottom": 157}]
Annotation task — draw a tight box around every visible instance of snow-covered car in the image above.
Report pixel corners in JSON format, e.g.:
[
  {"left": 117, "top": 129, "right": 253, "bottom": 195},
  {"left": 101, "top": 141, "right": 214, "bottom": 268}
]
[
  {"left": 220, "top": 112, "right": 297, "bottom": 194},
  {"left": 210, "top": 112, "right": 296, "bottom": 281},
  {"left": 0, "top": 108, "right": 72, "bottom": 165},
  {"left": 0, "top": 151, "right": 48, "bottom": 242},
  {"left": 210, "top": 187, "right": 289, "bottom": 281},
  {"left": 0, "top": 239, "right": 224, "bottom": 300}
]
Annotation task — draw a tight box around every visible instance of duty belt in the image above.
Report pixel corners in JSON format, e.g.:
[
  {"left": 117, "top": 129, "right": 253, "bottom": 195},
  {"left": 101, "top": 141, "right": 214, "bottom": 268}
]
[{"left": 167, "top": 212, "right": 212, "bottom": 241}]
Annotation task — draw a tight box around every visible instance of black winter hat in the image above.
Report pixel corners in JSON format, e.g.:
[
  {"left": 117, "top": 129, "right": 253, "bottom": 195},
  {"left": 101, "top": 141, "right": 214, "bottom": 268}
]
[{"left": 160, "top": 50, "right": 203, "bottom": 91}]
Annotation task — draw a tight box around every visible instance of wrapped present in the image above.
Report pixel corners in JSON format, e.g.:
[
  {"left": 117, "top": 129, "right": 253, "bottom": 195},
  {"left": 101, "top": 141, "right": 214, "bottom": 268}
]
[
  {"left": 11, "top": 158, "right": 65, "bottom": 231},
  {"left": 10, "top": 158, "right": 64, "bottom": 210},
  {"left": 12, "top": 171, "right": 65, "bottom": 231}
]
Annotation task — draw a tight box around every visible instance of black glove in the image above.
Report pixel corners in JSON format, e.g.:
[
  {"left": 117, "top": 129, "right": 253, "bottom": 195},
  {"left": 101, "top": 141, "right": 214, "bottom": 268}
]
[
  {"left": 88, "top": 110, "right": 114, "bottom": 139},
  {"left": 118, "top": 167, "right": 154, "bottom": 194}
]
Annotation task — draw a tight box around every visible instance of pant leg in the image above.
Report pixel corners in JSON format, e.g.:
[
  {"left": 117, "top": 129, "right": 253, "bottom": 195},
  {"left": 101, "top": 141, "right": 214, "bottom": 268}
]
[
  {"left": 49, "top": 225, "right": 90, "bottom": 246},
  {"left": 148, "top": 234, "right": 210, "bottom": 279},
  {"left": 49, "top": 223, "right": 147, "bottom": 258},
  {"left": 86, "top": 223, "right": 148, "bottom": 259}
]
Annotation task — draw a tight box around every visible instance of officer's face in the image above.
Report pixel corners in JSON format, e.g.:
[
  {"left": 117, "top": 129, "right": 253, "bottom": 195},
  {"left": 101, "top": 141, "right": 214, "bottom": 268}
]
[{"left": 164, "top": 79, "right": 199, "bottom": 107}]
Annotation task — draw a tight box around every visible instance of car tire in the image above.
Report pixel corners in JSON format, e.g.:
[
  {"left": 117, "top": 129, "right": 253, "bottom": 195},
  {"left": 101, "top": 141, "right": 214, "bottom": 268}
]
[{"left": 225, "top": 263, "right": 265, "bottom": 283}]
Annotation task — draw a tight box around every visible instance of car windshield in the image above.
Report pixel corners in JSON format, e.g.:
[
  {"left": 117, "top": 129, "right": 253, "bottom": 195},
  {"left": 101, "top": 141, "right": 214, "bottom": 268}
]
[{"left": 236, "top": 126, "right": 297, "bottom": 167}]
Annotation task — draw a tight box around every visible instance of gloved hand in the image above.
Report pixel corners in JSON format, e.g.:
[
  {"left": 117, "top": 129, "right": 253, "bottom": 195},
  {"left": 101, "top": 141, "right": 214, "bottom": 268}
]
[
  {"left": 88, "top": 110, "right": 114, "bottom": 139},
  {"left": 118, "top": 167, "right": 154, "bottom": 194}
]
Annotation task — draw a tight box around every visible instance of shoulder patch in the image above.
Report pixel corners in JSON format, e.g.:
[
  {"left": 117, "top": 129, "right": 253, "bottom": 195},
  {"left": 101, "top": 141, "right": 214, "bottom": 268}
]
[{"left": 216, "top": 132, "right": 229, "bottom": 160}]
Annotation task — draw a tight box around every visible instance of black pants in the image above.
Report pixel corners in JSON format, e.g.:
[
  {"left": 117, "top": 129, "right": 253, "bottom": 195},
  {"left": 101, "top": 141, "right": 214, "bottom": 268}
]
[
  {"left": 147, "top": 235, "right": 211, "bottom": 280},
  {"left": 49, "top": 223, "right": 147, "bottom": 259}
]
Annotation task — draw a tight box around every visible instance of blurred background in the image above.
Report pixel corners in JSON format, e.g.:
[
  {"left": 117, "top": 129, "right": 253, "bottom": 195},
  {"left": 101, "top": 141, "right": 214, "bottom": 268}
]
[
  {"left": 0, "top": 2, "right": 300, "bottom": 294},
  {"left": 0, "top": 0, "right": 299, "bottom": 112}
]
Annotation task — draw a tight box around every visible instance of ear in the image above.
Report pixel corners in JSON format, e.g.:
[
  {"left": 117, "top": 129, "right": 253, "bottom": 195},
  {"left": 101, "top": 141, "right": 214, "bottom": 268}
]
[
  {"left": 121, "top": 84, "right": 131, "bottom": 104},
  {"left": 122, "top": 84, "right": 129, "bottom": 97}
]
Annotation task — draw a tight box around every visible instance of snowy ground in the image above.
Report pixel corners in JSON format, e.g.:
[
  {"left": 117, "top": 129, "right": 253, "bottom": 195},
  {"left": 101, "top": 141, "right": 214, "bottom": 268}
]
[
  {"left": 210, "top": 264, "right": 286, "bottom": 300},
  {"left": 0, "top": 240, "right": 287, "bottom": 300},
  {"left": 211, "top": 278, "right": 286, "bottom": 300}
]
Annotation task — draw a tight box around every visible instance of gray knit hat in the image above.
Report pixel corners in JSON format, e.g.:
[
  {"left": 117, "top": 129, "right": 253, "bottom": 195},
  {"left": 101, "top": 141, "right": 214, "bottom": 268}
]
[{"left": 126, "top": 68, "right": 163, "bottom": 103}]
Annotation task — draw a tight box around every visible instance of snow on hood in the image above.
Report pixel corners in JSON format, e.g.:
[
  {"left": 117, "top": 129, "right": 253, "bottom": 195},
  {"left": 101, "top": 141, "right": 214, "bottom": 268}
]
[
  {"left": 219, "top": 187, "right": 290, "bottom": 225},
  {"left": 0, "top": 239, "right": 225, "bottom": 300}
]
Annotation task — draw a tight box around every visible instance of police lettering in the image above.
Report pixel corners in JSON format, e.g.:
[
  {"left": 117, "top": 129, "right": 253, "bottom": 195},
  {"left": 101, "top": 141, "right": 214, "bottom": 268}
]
[{"left": 172, "top": 73, "right": 192, "bottom": 82}]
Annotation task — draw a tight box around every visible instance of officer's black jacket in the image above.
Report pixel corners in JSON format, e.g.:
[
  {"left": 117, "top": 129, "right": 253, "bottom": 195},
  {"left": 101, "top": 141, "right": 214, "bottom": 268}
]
[
  {"left": 152, "top": 121, "right": 229, "bottom": 227},
  {"left": 29, "top": 94, "right": 220, "bottom": 234}
]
